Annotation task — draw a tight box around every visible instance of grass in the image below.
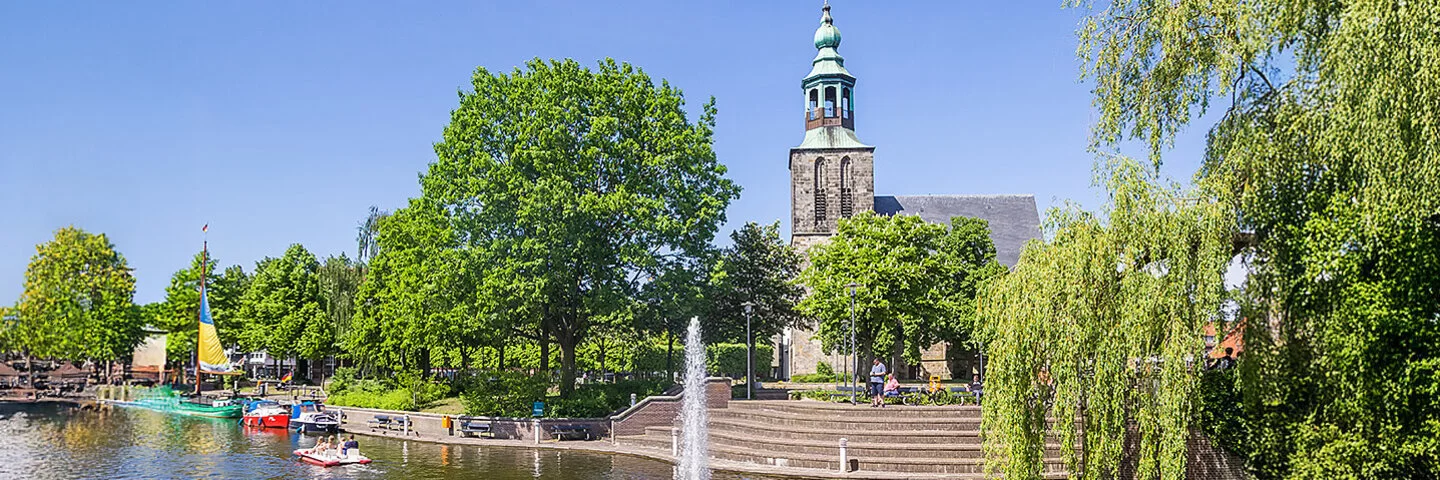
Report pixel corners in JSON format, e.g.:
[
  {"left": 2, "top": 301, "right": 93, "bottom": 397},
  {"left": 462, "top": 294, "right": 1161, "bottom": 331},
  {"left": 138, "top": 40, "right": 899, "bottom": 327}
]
[{"left": 419, "top": 396, "right": 466, "bottom": 415}]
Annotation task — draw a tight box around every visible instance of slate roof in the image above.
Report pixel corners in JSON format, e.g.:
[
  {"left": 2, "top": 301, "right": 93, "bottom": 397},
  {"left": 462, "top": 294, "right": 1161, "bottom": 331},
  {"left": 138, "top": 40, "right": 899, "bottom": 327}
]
[{"left": 873, "top": 194, "right": 1042, "bottom": 267}]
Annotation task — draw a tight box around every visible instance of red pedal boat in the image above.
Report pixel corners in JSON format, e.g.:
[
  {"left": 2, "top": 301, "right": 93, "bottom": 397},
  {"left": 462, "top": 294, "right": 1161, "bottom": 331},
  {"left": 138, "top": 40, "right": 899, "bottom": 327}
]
[
  {"left": 240, "top": 401, "right": 290, "bottom": 429},
  {"left": 294, "top": 448, "right": 372, "bottom": 466}
]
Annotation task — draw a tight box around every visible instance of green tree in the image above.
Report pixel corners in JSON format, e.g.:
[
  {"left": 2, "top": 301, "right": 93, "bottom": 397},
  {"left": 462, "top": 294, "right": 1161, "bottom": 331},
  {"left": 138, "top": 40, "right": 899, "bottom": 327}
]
[
  {"left": 798, "top": 212, "right": 1004, "bottom": 366},
  {"left": 155, "top": 252, "right": 245, "bottom": 363},
  {"left": 978, "top": 159, "right": 1233, "bottom": 480},
  {"left": 420, "top": 58, "right": 740, "bottom": 395},
  {"left": 1073, "top": 1, "right": 1440, "bottom": 478},
  {"left": 318, "top": 254, "right": 362, "bottom": 345},
  {"left": 347, "top": 200, "right": 462, "bottom": 375},
  {"left": 238, "top": 244, "right": 328, "bottom": 379},
  {"left": 636, "top": 258, "right": 710, "bottom": 378},
  {"left": 15, "top": 227, "right": 141, "bottom": 365},
  {"left": 707, "top": 222, "right": 806, "bottom": 344}
]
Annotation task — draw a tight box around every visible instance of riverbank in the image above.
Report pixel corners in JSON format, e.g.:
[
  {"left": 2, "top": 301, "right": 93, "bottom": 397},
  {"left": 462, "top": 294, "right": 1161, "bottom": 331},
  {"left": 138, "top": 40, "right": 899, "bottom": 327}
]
[{"left": 334, "top": 405, "right": 967, "bottom": 480}]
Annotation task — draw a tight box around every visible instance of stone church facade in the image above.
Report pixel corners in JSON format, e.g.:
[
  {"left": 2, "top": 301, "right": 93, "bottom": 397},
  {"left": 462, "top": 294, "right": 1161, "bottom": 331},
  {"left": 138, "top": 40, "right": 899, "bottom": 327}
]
[{"left": 777, "top": 3, "right": 1043, "bottom": 380}]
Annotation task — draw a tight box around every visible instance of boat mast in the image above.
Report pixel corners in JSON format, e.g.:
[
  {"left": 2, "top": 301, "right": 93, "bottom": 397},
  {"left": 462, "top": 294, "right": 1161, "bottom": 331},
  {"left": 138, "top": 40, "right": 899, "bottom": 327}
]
[{"left": 195, "top": 226, "right": 208, "bottom": 395}]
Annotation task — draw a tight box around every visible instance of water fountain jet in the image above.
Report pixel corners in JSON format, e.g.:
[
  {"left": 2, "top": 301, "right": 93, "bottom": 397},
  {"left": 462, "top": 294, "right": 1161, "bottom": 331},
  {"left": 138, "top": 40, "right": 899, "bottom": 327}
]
[{"left": 675, "top": 316, "right": 710, "bottom": 480}]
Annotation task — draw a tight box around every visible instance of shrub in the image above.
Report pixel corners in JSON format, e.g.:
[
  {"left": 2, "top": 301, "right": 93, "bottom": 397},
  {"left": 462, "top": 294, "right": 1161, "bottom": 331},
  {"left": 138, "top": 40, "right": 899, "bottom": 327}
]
[
  {"left": 816, "top": 361, "right": 835, "bottom": 377},
  {"left": 458, "top": 371, "right": 550, "bottom": 417},
  {"left": 327, "top": 366, "right": 358, "bottom": 394},
  {"left": 705, "top": 343, "right": 774, "bottom": 380},
  {"left": 326, "top": 379, "right": 417, "bottom": 411}
]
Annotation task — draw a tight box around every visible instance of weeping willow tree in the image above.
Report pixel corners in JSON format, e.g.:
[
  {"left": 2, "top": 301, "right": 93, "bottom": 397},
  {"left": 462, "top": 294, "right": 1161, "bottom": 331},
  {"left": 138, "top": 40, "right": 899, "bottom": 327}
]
[
  {"left": 1065, "top": 1, "right": 1440, "bottom": 478},
  {"left": 979, "top": 158, "right": 1234, "bottom": 480}
]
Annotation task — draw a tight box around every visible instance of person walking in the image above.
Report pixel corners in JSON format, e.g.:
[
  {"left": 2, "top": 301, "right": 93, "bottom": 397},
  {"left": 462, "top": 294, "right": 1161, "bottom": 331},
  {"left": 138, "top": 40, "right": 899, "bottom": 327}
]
[{"left": 869, "top": 358, "right": 888, "bottom": 408}]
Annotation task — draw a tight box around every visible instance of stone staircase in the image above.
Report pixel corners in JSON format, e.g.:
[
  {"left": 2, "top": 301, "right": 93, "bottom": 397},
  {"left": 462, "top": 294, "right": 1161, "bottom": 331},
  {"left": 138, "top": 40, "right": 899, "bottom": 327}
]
[{"left": 616, "top": 400, "right": 1069, "bottom": 478}]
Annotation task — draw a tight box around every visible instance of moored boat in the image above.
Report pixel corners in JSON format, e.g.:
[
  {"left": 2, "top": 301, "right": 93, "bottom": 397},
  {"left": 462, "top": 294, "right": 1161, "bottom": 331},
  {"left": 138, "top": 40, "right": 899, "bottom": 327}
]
[
  {"left": 290, "top": 402, "right": 339, "bottom": 434},
  {"left": 176, "top": 396, "right": 243, "bottom": 418},
  {"left": 241, "top": 400, "right": 290, "bottom": 428}
]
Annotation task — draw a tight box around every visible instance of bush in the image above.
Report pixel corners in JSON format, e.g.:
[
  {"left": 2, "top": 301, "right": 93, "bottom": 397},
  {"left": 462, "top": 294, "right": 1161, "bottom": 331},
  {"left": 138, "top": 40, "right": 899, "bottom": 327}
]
[
  {"left": 705, "top": 343, "right": 774, "bottom": 380},
  {"left": 458, "top": 371, "right": 550, "bottom": 417},
  {"left": 327, "top": 366, "right": 358, "bottom": 394},
  {"left": 550, "top": 378, "right": 670, "bottom": 418},
  {"left": 816, "top": 361, "right": 835, "bottom": 377}
]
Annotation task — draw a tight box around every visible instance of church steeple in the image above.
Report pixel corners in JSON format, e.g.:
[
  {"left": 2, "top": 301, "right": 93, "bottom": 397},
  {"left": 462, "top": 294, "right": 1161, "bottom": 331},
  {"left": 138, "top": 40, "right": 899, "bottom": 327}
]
[{"left": 803, "top": 1, "right": 857, "bottom": 133}]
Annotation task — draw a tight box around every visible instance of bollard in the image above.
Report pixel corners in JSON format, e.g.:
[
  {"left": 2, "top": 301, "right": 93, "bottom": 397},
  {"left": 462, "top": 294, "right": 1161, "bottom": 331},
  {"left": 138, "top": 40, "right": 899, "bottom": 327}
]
[
  {"left": 838, "top": 438, "right": 848, "bottom": 472},
  {"left": 671, "top": 427, "right": 679, "bottom": 457},
  {"left": 533, "top": 419, "right": 541, "bottom": 445},
  {"left": 630, "top": 393, "right": 637, "bottom": 407},
  {"left": 403, "top": 415, "right": 411, "bottom": 437}
]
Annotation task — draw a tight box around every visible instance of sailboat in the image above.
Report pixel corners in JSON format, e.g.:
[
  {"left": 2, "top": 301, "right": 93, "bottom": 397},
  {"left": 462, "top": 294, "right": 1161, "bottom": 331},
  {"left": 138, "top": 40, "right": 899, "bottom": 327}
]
[{"left": 122, "top": 227, "right": 244, "bottom": 418}]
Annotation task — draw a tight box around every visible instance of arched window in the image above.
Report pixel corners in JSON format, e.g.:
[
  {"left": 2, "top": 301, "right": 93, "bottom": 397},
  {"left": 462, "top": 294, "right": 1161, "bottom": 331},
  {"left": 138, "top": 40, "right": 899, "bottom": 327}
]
[
  {"left": 840, "top": 157, "right": 854, "bottom": 218},
  {"left": 814, "top": 158, "right": 829, "bottom": 227},
  {"left": 841, "top": 87, "right": 851, "bottom": 119}
]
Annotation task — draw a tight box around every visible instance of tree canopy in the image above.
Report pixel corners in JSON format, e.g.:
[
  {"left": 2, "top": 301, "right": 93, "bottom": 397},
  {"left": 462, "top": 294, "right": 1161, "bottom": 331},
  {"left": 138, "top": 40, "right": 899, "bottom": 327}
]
[
  {"left": 798, "top": 212, "right": 1006, "bottom": 365},
  {"left": 419, "top": 58, "right": 740, "bottom": 395},
  {"left": 237, "top": 244, "right": 329, "bottom": 365},
  {"left": 14, "top": 227, "right": 141, "bottom": 363},
  {"left": 1069, "top": 0, "right": 1440, "bottom": 477},
  {"left": 706, "top": 221, "right": 806, "bottom": 344},
  {"left": 979, "top": 159, "right": 1233, "bottom": 480}
]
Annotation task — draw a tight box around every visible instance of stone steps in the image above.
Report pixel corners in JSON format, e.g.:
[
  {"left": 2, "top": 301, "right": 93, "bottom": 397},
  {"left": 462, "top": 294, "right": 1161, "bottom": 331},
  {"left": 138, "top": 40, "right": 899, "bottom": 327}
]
[
  {"left": 625, "top": 427, "right": 1066, "bottom": 459},
  {"left": 620, "top": 432, "right": 1068, "bottom": 475},
  {"left": 710, "top": 408, "right": 982, "bottom": 431},
  {"left": 731, "top": 400, "right": 983, "bottom": 419},
  {"left": 616, "top": 399, "right": 1074, "bottom": 476}
]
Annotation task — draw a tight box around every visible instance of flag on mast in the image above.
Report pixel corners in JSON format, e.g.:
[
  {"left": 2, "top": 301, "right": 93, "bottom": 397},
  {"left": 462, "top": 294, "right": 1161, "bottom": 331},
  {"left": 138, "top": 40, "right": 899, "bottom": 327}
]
[{"left": 202, "top": 224, "right": 208, "bottom": 233}]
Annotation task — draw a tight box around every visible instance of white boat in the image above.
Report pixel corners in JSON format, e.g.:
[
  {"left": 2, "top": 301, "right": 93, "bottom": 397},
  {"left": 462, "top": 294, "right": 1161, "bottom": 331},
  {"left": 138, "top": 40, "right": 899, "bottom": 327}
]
[
  {"left": 289, "top": 402, "right": 339, "bottom": 434},
  {"left": 294, "top": 447, "right": 371, "bottom": 466}
]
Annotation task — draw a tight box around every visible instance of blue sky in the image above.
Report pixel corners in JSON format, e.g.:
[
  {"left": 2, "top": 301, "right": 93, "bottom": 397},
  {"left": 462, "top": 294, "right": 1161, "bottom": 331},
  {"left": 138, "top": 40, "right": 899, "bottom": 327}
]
[{"left": 0, "top": 1, "right": 1214, "bottom": 304}]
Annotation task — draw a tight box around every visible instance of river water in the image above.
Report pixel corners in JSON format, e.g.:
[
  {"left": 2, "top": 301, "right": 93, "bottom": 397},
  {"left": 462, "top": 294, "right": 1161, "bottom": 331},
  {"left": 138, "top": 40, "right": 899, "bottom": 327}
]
[{"left": 0, "top": 403, "right": 766, "bottom": 480}]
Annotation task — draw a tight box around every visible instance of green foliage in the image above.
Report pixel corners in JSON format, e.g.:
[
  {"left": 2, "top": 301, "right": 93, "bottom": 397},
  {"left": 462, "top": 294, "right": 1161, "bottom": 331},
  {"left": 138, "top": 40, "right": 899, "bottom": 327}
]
[
  {"left": 324, "top": 370, "right": 450, "bottom": 412},
  {"left": 705, "top": 343, "right": 773, "bottom": 380},
  {"left": 978, "top": 159, "right": 1233, "bottom": 480},
  {"left": 155, "top": 252, "right": 246, "bottom": 363},
  {"left": 1074, "top": 1, "right": 1440, "bottom": 478},
  {"left": 458, "top": 371, "right": 551, "bottom": 417},
  {"left": 816, "top": 361, "right": 835, "bottom": 378},
  {"left": 421, "top": 58, "right": 740, "bottom": 395},
  {"left": 798, "top": 212, "right": 1006, "bottom": 364},
  {"left": 15, "top": 227, "right": 141, "bottom": 363},
  {"left": 549, "top": 379, "right": 669, "bottom": 418},
  {"left": 238, "top": 244, "right": 330, "bottom": 367},
  {"left": 706, "top": 222, "right": 806, "bottom": 344}
]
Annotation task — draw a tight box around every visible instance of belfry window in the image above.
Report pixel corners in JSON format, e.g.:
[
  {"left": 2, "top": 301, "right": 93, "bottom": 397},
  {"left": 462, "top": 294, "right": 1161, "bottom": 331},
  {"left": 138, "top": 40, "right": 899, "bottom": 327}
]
[
  {"left": 809, "top": 89, "right": 820, "bottom": 120},
  {"left": 814, "top": 158, "right": 828, "bottom": 227},
  {"left": 824, "top": 87, "right": 837, "bottom": 118},
  {"left": 840, "top": 157, "right": 854, "bottom": 218},
  {"left": 841, "top": 88, "right": 851, "bottom": 119}
]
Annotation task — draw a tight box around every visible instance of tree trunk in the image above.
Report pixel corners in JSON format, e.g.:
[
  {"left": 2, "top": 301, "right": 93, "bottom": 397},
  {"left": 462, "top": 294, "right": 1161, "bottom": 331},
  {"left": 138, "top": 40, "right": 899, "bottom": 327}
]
[
  {"left": 599, "top": 337, "right": 607, "bottom": 383},
  {"left": 538, "top": 327, "right": 550, "bottom": 374},
  {"left": 666, "top": 330, "right": 675, "bottom": 382},
  {"left": 419, "top": 348, "right": 432, "bottom": 378},
  {"left": 558, "top": 335, "right": 578, "bottom": 397},
  {"left": 498, "top": 343, "right": 507, "bottom": 370}
]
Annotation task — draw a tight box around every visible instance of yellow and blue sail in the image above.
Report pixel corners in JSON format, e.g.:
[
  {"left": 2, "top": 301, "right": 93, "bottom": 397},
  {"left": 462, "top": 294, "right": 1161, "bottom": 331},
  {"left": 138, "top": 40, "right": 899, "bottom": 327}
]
[{"left": 197, "top": 289, "right": 233, "bottom": 374}]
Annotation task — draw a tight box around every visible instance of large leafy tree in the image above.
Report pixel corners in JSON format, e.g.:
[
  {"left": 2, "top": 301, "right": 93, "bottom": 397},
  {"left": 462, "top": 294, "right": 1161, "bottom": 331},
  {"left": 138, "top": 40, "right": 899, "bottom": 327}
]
[
  {"left": 15, "top": 227, "right": 141, "bottom": 364},
  {"left": 798, "top": 212, "right": 1005, "bottom": 367},
  {"left": 317, "top": 254, "right": 362, "bottom": 345},
  {"left": 155, "top": 252, "right": 246, "bottom": 363},
  {"left": 347, "top": 200, "right": 468, "bottom": 374},
  {"left": 1073, "top": 1, "right": 1440, "bottom": 478},
  {"left": 420, "top": 58, "right": 740, "bottom": 395},
  {"left": 237, "top": 244, "right": 329, "bottom": 377},
  {"left": 979, "top": 159, "right": 1233, "bottom": 480},
  {"left": 707, "top": 222, "right": 806, "bottom": 344}
]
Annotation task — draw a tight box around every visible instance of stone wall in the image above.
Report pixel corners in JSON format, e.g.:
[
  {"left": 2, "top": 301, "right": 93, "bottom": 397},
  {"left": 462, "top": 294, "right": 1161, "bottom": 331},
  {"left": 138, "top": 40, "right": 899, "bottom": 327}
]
[
  {"left": 789, "top": 148, "right": 875, "bottom": 241},
  {"left": 335, "top": 406, "right": 610, "bottom": 443}
]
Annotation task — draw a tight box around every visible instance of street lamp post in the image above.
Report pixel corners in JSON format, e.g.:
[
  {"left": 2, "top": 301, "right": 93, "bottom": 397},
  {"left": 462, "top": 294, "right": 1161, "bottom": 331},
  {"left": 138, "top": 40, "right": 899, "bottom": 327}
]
[
  {"left": 743, "top": 302, "right": 754, "bottom": 400},
  {"left": 845, "top": 282, "right": 863, "bottom": 405}
]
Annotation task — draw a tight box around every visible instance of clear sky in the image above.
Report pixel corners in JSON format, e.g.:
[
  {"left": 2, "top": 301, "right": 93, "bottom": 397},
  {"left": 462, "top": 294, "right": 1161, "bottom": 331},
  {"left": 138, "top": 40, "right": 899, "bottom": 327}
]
[{"left": 0, "top": 1, "right": 1214, "bottom": 305}]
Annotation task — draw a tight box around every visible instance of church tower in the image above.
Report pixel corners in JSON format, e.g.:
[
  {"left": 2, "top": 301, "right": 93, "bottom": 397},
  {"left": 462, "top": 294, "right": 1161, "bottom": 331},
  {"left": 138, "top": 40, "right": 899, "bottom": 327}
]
[{"left": 789, "top": 1, "right": 875, "bottom": 252}]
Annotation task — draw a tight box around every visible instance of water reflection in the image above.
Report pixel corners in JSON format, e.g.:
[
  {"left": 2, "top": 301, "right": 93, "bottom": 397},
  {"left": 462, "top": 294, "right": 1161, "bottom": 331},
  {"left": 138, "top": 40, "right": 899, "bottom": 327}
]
[{"left": 0, "top": 404, "right": 775, "bottom": 480}]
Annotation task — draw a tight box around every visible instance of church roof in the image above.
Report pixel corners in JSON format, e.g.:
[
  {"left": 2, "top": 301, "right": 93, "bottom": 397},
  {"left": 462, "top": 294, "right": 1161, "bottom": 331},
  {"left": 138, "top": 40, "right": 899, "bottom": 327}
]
[
  {"left": 873, "top": 194, "right": 1042, "bottom": 267},
  {"left": 794, "top": 126, "right": 873, "bottom": 150}
]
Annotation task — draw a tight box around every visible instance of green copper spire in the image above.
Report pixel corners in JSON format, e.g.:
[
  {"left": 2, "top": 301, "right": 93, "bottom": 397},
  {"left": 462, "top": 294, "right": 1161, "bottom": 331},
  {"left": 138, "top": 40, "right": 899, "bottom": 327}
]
[
  {"left": 806, "top": 1, "right": 851, "bottom": 80},
  {"left": 813, "top": 2, "right": 841, "bottom": 49}
]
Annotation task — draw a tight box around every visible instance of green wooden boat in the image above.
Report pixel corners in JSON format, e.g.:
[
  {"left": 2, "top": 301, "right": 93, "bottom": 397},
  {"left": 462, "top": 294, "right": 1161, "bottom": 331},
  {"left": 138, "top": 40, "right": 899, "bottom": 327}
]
[{"left": 177, "top": 397, "right": 244, "bottom": 418}]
